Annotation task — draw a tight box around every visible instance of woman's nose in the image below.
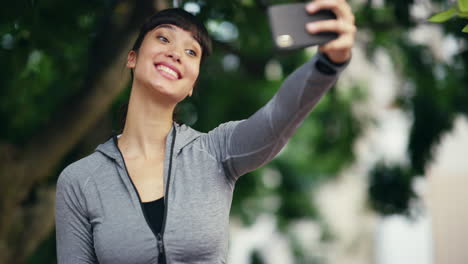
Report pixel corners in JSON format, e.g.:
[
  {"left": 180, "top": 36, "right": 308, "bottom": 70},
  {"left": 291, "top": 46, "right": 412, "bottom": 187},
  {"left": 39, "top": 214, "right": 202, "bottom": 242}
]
[{"left": 166, "top": 49, "right": 181, "bottom": 63}]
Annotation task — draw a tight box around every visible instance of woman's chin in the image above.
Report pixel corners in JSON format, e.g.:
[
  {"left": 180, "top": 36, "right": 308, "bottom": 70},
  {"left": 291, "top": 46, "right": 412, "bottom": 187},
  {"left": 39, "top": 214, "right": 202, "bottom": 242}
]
[{"left": 147, "top": 82, "right": 185, "bottom": 103}]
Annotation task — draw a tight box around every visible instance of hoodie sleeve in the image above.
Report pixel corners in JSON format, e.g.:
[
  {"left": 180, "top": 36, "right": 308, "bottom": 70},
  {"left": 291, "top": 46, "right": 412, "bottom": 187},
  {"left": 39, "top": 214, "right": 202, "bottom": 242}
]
[
  {"left": 55, "top": 168, "right": 97, "bottom": 263},
  {"left": 204, "top": 52, "right": 350, "bottom": 182}
]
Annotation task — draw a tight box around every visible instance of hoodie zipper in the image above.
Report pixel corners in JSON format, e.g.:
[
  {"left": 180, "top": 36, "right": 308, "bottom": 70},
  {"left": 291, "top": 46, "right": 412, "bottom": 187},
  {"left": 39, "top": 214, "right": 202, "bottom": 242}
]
[
  {"left": 158, "top": 126, "right": 176, "bottom": 264},
  {"left": 113, "top": 126, "right": 176, "bottom": 264}
]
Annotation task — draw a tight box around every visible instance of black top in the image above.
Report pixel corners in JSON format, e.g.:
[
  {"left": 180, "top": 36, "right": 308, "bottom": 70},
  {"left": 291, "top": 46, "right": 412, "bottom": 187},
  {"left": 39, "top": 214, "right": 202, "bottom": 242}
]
[{"left": 142, "top": 197, "right": 165, "bottom": 234}]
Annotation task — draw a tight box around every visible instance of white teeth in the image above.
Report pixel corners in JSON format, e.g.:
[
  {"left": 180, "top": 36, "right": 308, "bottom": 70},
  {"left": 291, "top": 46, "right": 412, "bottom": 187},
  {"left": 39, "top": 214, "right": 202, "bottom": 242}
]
[{"left": 156, "top": 64, "right": 178, "bottom": 79}]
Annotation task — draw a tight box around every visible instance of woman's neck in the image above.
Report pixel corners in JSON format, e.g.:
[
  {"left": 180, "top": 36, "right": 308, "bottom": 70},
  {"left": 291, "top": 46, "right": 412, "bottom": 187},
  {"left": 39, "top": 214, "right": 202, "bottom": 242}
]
[{"left": 118, "top": 83, "right": 175, "bottom": 160}]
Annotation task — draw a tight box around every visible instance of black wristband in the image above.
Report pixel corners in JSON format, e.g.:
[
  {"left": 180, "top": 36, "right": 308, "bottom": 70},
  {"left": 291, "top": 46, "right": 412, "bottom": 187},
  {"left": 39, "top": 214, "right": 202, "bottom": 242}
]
[{"left": 315, "top": 52, "right": 350, "bottom": 75}]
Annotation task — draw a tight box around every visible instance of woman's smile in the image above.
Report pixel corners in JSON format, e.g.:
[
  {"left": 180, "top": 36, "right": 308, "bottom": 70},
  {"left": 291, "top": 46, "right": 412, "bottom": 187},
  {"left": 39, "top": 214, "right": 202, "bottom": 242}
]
[{"left": 154, "top": 62, "right": 181, "bottom": 80}]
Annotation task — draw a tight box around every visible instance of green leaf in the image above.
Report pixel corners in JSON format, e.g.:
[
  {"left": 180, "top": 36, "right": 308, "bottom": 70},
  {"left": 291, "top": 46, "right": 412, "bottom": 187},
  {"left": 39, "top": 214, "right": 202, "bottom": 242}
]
[
  {"left": 428, "top": 8, "right": 456, "bottom": 23},
  {"left": 458, "top": 11, "right": 468, "bottom": 18},
  {"left": 458, "top": 0, "right": 468, "bottom": 13},
  {"left": 463, "top": 24, "right": 468, "bottom": 33}
]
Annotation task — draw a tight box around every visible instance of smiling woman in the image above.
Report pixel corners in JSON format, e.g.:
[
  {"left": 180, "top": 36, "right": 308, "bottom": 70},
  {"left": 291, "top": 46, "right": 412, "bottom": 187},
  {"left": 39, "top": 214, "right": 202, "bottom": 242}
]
[
  {"left": 55, "top": 2, "right": 355, "bottom": 264},
  {"left": 127, "top": 24, "right": 201, "bottom": 101}
]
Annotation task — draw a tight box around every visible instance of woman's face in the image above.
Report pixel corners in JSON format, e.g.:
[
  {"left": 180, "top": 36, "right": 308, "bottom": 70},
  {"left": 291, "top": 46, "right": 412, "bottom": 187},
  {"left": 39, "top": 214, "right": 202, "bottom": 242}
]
[{"left": 127, "top": 24, "right": 202, "bottom": 103}]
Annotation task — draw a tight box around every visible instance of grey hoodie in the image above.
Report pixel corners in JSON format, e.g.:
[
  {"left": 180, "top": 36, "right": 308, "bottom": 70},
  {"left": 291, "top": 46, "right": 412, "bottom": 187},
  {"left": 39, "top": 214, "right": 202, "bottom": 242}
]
[{"left": 55, "top": 52, "right": 349, "bottom": 264}]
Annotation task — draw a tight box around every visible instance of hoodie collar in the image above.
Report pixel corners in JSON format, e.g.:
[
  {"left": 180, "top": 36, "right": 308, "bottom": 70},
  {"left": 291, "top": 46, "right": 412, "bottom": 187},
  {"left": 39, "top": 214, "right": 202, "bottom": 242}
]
[{"left": 95, "top": 122, "right": 201, "bottom": 166}]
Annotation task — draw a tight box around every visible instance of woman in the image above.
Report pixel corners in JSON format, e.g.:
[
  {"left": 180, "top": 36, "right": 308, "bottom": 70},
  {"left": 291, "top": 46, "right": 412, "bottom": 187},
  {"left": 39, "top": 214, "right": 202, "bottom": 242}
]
[{"left": 55, "top": 1, "right": 356, "bottom": 263}]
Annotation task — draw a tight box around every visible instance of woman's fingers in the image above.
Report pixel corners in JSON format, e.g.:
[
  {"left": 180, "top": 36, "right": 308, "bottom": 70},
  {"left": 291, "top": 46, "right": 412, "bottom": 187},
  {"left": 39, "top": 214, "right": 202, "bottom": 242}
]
[
  {"left": 305, "top": 18, "right": 356, "bottom": 51},
  {"left": 306, "top": 0, "right": 354, "bottom": 23},
  {"left": 319, "top": 34, "right": 354, "bottom": 53},
  {"left": 306, "top": 19, "right": 356, "bottom": 35},
  {"left": 304, "top": 0, "right": 356, "bottom": 63},
  {"left": 319, "top": 22, "right": 355, "bottom": 53},
  {"left": 304, "top": 0, "right": 356, "bottom": 37}
]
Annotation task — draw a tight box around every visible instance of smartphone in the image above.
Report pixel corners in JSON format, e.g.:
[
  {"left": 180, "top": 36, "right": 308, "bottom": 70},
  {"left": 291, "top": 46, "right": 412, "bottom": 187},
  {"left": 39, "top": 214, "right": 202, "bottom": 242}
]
[{"left": 267, "top": 3, "right": 338, "bottom": 50}]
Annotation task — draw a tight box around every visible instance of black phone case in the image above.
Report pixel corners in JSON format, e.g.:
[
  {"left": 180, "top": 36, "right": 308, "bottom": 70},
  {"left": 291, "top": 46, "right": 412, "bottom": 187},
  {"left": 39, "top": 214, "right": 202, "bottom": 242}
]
[{"left": 268, "top": 3, "right": 338, "bottom": 51}]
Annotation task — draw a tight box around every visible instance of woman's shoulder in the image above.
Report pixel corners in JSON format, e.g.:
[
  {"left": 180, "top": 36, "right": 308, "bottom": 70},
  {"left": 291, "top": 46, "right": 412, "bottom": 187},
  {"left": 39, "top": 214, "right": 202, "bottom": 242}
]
[
  {"left": 179, "top": 120, "right": 243, "bottom": 144},
  {"left": 56, "top": 149, "right": 108, "bottom": 190}
]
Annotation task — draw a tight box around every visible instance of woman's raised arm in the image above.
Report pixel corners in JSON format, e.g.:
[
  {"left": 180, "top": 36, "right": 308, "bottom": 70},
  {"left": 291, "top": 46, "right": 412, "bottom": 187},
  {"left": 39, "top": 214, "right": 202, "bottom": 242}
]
[
  {"left": 202, "top": 0, "right": 355, "bottom": 181},
  {"left": 204, "top": 51, "right": 349, "bottom": 181}
]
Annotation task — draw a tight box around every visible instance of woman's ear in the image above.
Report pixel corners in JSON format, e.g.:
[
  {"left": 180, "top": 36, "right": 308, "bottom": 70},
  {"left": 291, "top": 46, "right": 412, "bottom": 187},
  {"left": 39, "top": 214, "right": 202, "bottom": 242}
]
[{"left": 127, "top": 50, "right": 137, "bottom": 68}]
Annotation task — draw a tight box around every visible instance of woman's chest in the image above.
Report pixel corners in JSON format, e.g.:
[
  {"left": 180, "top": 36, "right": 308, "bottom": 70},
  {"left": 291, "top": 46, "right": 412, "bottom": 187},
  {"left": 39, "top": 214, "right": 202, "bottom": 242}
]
[
  {"left": 90, "top": 148, "right": 235, "bottom": 263},
  {"left": 95, "top": 216, "right": 158, "bottom": 263},
  {"left": 125, "top": 158, "right": 165, "bottom": 202}
]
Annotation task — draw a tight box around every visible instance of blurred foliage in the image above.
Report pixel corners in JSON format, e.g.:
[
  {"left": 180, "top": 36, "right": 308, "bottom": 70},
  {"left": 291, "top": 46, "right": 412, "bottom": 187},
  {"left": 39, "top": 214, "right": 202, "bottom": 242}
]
[
  {"left": 362, "top": 0, "right": 467, "bottom": 214},
  {"left": 368, "top": 162, "right": 415, "bottom": 216},
  {"left": 0, "top": 0, "right": 106, "bottom": 146},
  {"left": 1, "top": 0, "right": 467, "bottom": 263}
]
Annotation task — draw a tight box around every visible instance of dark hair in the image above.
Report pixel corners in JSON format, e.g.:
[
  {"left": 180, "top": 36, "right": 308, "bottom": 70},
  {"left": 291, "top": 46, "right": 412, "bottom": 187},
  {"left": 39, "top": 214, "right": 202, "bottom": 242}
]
[
  {"left": 119, "top": 8, "right": 212, "bottom": 131},
  {"left": 132, "top": 8, "right": 212, "bottom": 63}
]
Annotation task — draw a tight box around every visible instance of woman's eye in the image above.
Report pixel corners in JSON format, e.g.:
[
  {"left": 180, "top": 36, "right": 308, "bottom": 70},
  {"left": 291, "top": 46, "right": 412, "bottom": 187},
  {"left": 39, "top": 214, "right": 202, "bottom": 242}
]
[
  {"left": 186, "top": 49, "right": 197, "bottom": 57},
  {"left": 157, "top": 36, "right": 169, "bottom": 43}
]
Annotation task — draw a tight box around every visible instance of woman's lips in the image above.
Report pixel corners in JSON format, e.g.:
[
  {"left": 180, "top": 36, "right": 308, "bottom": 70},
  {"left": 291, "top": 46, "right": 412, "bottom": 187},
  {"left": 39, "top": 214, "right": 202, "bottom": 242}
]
[{"left": 154, "top": 62, "right": 181, "bottom": 80}]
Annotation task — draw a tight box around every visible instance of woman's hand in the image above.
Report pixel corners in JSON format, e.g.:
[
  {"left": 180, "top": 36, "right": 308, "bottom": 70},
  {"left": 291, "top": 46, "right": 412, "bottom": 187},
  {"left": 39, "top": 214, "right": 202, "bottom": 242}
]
[{"left": 305, "top": 0, "right": 356, "bottom": 64}]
